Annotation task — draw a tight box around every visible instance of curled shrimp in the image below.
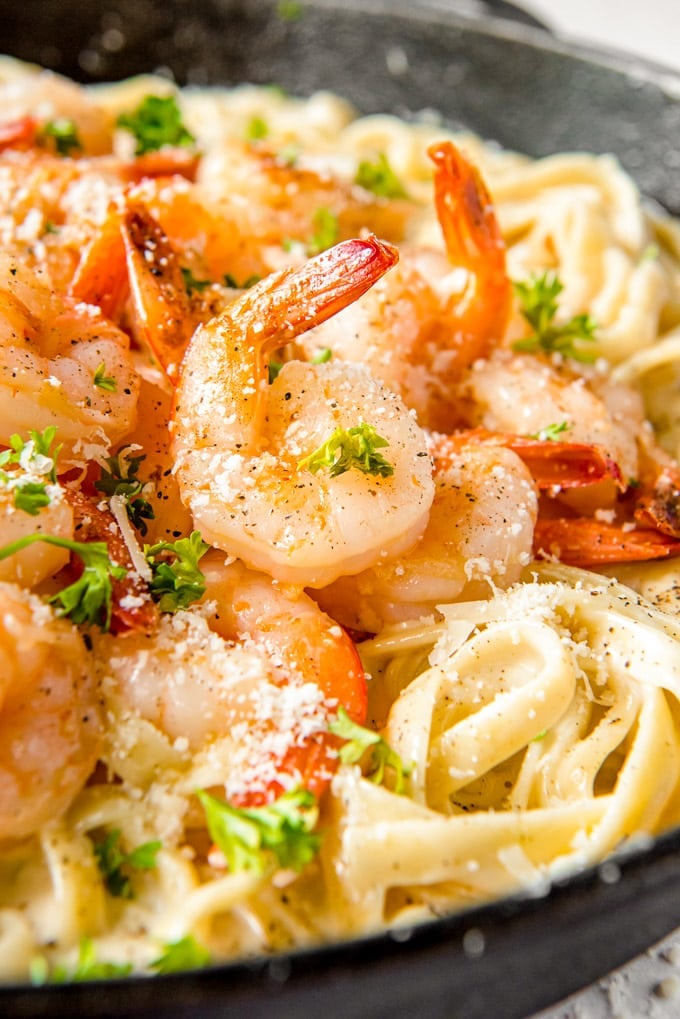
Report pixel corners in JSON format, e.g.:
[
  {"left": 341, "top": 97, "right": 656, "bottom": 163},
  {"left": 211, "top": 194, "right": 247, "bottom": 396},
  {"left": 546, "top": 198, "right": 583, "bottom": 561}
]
[
  {"left": 316, "top": 435, "right": 538, "bottom": 633},
  {"left": 0, "top": 581, "right": 102, "bottom": 840},
  {"left": 0, "top": 255, "right": 139, "bottom": 466},
  {"left": 96, "top": 553, "right": 366, "bottom": 806},
  {"left": 171, "top": 237, "right": 435, "bottom": 587},
  {"left": 292, "top": 140, "right": 511, "bottom": 430}
]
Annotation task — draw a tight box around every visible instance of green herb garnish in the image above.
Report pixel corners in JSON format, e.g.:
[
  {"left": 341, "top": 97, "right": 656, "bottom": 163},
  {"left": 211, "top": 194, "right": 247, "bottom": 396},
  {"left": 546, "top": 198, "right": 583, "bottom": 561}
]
[
  {"left": 144, "top": 530, "right": 209, "bottom": 612},
  {"left": 307, "top": 207, "right": 339, "bottom": 256},
  {"left": 40, "top": 118, "right": 82, "bottom": 156},
  {"left": 93, "top": 363, "right": 117, "bottom": 392},
  {"left": 298, "top": 422, "right": 394, "bottom": 478},
  {"left": 528, "top": 420, "right": 571, "bottom": 442},
  {"left": 329, "top": 707, "right": 411, "bottom": 793},
  {"left": 150, "top": 935, "right": 212, "bottom": 974},
  {"left": 197, "top": 787, "right": 321, "bottom": 876},
  {"left": 94, "top": 829, "right": 161, "bottom": 899},
  {"left": 513, "top": 272, "right": 598, "bottom": 362},
  {"left": 355, "top": 153, "right": 408, "bottom": 199},
  {"left": 277, "top": 0, "right": 303, "bottom": 20},
  {"left": 0, "top": 534, "right": 125, "bottom": 629},
  {"left": 223, "top": 272, "right": 262, "bottom": 290},
  {"left": 116, "top": 94, "right": 195, "bottom": 156},
  {"left": 95, "top": 445, "right": 154, "bottom": 536},
  {"left": 245, "top": 115, "right": 269, "bottom": 142},
  {"left": 181, "top": 266, "right": 212, "bottom": 295},
  {"left": 30, "top": 938, "right": 132, "bottom": 984}
]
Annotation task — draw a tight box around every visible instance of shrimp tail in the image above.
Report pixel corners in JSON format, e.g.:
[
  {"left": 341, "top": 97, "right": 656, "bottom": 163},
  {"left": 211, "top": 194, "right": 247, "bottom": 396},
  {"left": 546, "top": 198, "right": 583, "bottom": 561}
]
[
  {"left": 69, "top": 204, "right": 129, "bottom": 319},
  {"left": 633, "top": 465, "right": 680, "bottom": 538},
  {"left": 427, "top": 140, "right": 511, "bottom": 340},
  {"left": 122, "top": 200, "right": 196, "bottom": 382},
  {"left": 534, "top": 517, "right": 680, "bottom": 566}
]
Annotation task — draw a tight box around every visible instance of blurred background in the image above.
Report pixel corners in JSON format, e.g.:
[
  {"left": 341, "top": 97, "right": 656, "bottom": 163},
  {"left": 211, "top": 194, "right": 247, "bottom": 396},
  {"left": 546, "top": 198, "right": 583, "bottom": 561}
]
[{"left": 516, "top": 0, "right": 678, "bottom": 72}]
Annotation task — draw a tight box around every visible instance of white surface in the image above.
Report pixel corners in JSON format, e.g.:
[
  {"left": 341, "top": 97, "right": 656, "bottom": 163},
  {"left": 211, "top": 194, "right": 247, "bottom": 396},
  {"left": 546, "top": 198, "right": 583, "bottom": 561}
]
[{"left": 520, "top": 0, "right": 679, "bottom": 73}]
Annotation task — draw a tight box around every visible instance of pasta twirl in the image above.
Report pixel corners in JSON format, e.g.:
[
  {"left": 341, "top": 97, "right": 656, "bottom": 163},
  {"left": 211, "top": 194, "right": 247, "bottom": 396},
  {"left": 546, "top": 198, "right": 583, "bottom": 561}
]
[{"left": 0, "top": 59, "right": 679, "bottom": 981}]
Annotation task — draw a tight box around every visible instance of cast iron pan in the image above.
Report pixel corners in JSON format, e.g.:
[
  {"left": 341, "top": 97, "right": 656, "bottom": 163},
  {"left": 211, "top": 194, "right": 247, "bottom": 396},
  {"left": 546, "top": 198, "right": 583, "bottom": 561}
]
[{"left": 2, "top": 2, "right": 680, "bottom": 1016}]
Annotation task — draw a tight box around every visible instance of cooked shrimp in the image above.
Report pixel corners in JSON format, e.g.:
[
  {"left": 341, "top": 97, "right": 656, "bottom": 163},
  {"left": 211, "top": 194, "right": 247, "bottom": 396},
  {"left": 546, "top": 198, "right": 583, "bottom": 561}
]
[
  {"left": 456, "top": 349, "right": 642, "bottom": 502},
  {"left": 292, "top": 140, "right": 511, "bottom": 430},
  {"left": 171, "top": 237, "right": 435, "bottom": 587},
  {"left": 96, "top": 553, "right": 366, "bottom": 806},
  {"left": 0, "top": 255, "right": 139, "bottom": 466},
  {"left": 0, "top": 581, "right": 102, "bottom": 840},
  {"left": 316, "top": 437, "right": 538, "bottom": 633}
]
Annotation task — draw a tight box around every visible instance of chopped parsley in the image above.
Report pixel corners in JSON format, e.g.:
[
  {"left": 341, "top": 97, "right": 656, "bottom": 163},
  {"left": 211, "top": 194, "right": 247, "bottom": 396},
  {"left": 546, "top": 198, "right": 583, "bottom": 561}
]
[
  {"left": 181, "top": 266, "right": 212, "bottom": 295},
  {"left": 0, "top": 427, "right": 61, "bottom": 516},
  {"left": 355, "top": 153, "right": 408, "bottom": 199},
  {"left": 30, "top": 938, "right": 132, "bottom": 985},
  {"left": 277, "top": 0, "right": 303, "bottom": 20},
  {"left": 513, "top": 272, "right": 598, "bottom": 362},
  {"left": 94, "top": 828, "right": 161, "bottom": 899},
  {"left": 116, "top": 94, "right": 195, "bottom": 156},
  {"left": 95, "top": 445, "right": 154, "bottom": 536},
  {"left": 197, "top": 787, "right": 321, "bottom": 876},
  {"left": 0, "top": 534, "right": 125, "bottom": 630},
  {"left": 144, "top": 530, "right": 210, "bottom": 612},
  {"left": 150, "top": 935, "right": 212, "bottom": 974},
  {"left": 528, "top": 420, "right": 571, "bottom": 442},
  {"left": 307, "top": 206, "right": 339, "bottom": 255},
  {"left": 311, "top": 346, "right": 332, "bottom": 364},
  {"left": 298, "top": 422, "right": 394, "bottom": 478},
  {"left": 223, "top": 272, "right": 262, "bottom": 290},
  {"left": 329, "top": 707, "right": 411, "bottom": 794},
  {"left": 93, "top": 363, "right": 117, "bottom": 392},
  {"left": 245, "top": 115, "right": 269, "bottom": 142},
  {"left": 39, "top": 118, "right": 83, "bottom": 156}
]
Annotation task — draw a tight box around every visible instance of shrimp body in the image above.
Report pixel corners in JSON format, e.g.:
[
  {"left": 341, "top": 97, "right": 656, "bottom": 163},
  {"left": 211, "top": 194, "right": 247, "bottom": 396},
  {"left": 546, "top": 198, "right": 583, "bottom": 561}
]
[
  {"left": 0, "top": 256, "right": 139, "bottom": 464},
  {"left": 0, "top": 582, "right": 102, "bottom": 840},
  {"left": 172, "top": 238, "right": 435, "bottom": 587},
  {"left": 97, "top": 554, "right": 366, "bottom": 805},
  {"left": 317, "top": 438, "right": 537, "bottom": 633},
  {"left": 294, "top": 141, "right": 511, "bottom": 430}
]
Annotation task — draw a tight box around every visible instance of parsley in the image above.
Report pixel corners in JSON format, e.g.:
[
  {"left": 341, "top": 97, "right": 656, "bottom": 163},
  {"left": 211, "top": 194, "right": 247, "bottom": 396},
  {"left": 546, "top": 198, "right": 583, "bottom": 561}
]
[
  {"left": 298, "top": 422, "right": 394, "bottom": 478},
  {"left": 307, "top": 207, "right": 339, "bottom": 255},
  {"left": 278, "top": 142, "right": 300, "bottom": 167},
  {"left": 355, "top": 153, "right": 408, "bottom": 199},
  {"left": 277, "top": 0, "right": 303, "bottom": 20},
  {"left": 197, "top": 787, "right": 321, "bottom": 875},
  {"left": 513, "top": 272, "right": 598, "bottom": 362},
  {"left": 144, "top": 530, "right": 209, "bottom": 612},
  {"left": 181, "top": 266, "right": 211, "bottom": 295},
  {"left": 329, "top": 707, "right": 411, "bottom": 794},
  {"left": 13, "top": 482, "right": 51, "bottom": 516},
  {"left": 40, "top": 118, "right": 82, "bottom": 156},
  {"left": 223, "top": 272, "right": 261, "bottom": 290},
  {"left": 95, "top": 445, "right": 154, "bottom": 536},
  {"left": 30, "top": 938, "right": 132, "bottom": 984},
  {"left": 528, "top": 420, "right": 571, "bottom": 442},
  {"left": 93, "top": 363, "right": 117, "bottom": 392},
  {"left": 311, "top": 347, "right": 332, "bottom": 364},
  {"left": 116, "top": 94, "right": 195, "bottom": 156},
  {"left": 246, "top": 115, "right": 269, "bottom": 142},
  {"left": 0, "top": 534, "right": 125, "bottom": 629},
  {"left": 268, "top": 359, "right": 283, "bottom": 384},
  {"left": 150, "top": 935, "right": 212, "bottom": 974},
  {"left": 94, "top": 828, "right": 161, "bottom": 899},
  {"left": 0, "top": 428, "right": 61, "bottom": 517}
]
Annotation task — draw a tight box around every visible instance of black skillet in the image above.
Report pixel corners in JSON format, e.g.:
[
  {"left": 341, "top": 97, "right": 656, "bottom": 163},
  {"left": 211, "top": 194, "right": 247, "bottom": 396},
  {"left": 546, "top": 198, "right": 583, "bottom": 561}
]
[{"left": 2, "top": 2, "right": 680, "bottom": 1016}]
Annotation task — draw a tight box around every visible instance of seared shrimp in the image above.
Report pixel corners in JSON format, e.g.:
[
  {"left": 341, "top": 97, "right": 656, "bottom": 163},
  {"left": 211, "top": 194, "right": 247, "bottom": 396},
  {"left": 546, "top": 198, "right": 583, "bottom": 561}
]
[
  {"left": 0, "top": 256, "right": 139, "bottom": 465},
  {"left": 171, "top": 237, "right": 435, "bottom": 587},
  {"left": 293, "top": 140, "right": 511, "bottom": 430},
  {"left": 0, "top": 581, "right": 102, "bottom": 840},
  {"left": 316, "top": 436, "right": 538, "bottom": 633},
  {"left": 97, "top": 553, "right": 366, "bottom": 806}
]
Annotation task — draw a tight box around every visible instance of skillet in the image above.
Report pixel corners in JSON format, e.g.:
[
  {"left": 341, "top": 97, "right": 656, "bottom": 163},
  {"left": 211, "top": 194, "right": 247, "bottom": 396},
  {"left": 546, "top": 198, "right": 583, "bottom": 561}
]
[{"left": 2, "top": 1, "right": 680, "bottom": 1015}]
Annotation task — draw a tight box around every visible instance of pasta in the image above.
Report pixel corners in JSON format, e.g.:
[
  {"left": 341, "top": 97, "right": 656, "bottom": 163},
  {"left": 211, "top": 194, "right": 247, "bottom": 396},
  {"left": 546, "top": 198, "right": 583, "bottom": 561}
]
[{"left": 1, "top": 56, "right": 680, "bottom": 983}]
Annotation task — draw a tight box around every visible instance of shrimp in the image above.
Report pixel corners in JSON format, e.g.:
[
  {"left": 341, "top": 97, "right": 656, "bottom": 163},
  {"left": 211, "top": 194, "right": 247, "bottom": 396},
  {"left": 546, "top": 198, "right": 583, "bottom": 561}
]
[
  {"left": 0, "top": 581, "right": 102, "bottom": 840},
  {"left": 171, "top": 237, "right": 435, "bottom": 587},
  {"left": 0, "top": 255, "right": 139, "bottom": 466},
  {"left": 292, "top": 140, "right": 511, "bottom": 431},
  {"left": 316, "top": 436, "right": 538, "bottom": 633},
  {"left": 96, "top": 553, "right": 366, "bottom": 806}
]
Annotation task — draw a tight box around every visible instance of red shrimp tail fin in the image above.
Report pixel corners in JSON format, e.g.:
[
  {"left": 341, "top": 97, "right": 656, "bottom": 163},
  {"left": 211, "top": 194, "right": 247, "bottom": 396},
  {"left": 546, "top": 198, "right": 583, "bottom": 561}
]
[
  {"left": 534, "top": 517, "right": 680, "bottom": 567},
  {"left": 69, "top": 204, "right": 128, "bottom": 319}
]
